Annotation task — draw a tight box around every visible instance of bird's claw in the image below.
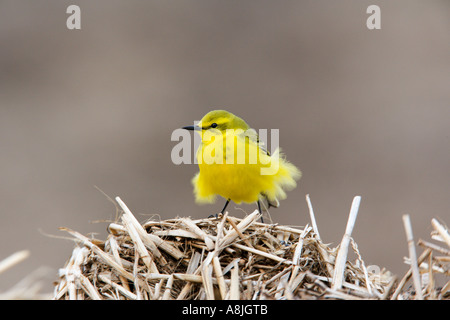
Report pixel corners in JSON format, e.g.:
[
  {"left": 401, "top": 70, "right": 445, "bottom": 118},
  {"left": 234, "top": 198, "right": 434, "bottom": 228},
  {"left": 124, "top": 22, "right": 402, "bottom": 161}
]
[{"left": 280, "top": 240, "right": 291, "bottom": 247}]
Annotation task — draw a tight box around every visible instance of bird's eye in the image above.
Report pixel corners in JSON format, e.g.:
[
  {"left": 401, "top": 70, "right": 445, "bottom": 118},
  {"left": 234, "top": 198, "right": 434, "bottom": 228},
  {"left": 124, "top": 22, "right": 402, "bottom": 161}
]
[{"left": 211, "top": 123, "right": 218, "bottom": 128}]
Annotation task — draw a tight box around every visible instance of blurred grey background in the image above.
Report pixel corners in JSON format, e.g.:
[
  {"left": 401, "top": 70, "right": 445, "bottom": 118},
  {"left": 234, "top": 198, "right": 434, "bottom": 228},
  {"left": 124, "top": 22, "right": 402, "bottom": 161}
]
[{"left": 0, "top": 0, "right": 449, "bottom": 293}]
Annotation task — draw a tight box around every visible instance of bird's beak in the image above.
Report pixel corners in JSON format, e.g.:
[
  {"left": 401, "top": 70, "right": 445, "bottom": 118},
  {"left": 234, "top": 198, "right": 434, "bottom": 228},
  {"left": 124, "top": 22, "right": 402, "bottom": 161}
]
[{"left": 182, "top": 125, "right": 202, "bottom": 131}]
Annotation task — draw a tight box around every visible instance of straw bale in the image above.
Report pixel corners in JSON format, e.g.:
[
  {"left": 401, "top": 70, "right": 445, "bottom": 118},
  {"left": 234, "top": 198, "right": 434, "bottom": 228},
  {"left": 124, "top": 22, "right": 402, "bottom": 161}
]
[{"left": 53, "top": 196, "right": 449, "bottom": 300}]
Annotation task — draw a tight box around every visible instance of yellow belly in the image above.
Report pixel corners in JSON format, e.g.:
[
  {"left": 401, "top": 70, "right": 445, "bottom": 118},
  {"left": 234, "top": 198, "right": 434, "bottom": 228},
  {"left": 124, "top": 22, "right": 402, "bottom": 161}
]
[{"left": 195, "top": 163, "right": 268, "bottom": 203}]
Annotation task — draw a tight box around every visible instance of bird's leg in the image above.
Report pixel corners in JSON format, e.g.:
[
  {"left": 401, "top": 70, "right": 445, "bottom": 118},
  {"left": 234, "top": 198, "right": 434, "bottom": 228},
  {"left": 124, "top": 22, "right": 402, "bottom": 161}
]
[
  {"left": 221, "top": 199, "right": 231, "bottom": 214},
  {"left": 257, "top": 200, "right": 264, "bottom": 223},
  {"left": 209, "top": 199, "right": 230, "bottom": 219}
]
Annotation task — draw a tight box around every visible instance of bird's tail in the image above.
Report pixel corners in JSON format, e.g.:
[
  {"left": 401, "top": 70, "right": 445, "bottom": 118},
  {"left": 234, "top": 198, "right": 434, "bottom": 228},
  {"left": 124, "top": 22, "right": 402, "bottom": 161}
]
[{"left": 259, "top": 148, "right": 301, "bottom": 209}]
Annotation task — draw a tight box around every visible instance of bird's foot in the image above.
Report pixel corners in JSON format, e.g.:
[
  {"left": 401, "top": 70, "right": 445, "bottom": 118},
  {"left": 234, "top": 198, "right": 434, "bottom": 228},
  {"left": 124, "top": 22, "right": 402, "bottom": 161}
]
[
  {"left": 208, "top": 213, "right": 223, "bottom": 219},
  {"left": 279, "top": 240, "right": 291, "bottom": 247}
]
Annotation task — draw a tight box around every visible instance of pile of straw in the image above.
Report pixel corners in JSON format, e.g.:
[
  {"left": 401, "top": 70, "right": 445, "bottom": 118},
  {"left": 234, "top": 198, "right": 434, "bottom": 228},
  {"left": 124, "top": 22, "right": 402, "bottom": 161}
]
[{"left": 53, "top": 196, "right": 449, "bottom": 300}]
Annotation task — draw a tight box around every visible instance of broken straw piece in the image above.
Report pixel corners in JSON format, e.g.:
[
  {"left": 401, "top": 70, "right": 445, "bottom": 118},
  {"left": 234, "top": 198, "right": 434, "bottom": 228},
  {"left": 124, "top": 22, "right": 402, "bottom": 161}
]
[
  {"left": 332, "top": 196, "right": 361, "bottom": 290},
  {"left": 402, "top": 214, "right": 423, "bottom": 300}
]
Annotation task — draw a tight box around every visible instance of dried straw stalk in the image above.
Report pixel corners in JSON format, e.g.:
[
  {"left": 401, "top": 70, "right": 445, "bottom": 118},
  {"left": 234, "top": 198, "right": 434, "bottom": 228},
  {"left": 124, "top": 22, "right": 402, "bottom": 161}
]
[{"left": 332, "top": 196, "right": 361, "bottom": 290}]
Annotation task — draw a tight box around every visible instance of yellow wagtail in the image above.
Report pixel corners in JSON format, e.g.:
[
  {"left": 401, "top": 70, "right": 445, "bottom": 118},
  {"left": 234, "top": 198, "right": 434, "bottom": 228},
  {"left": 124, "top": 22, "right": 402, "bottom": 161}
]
[{"left": 183, "top": 110, "right": 301, "bottom": 221}]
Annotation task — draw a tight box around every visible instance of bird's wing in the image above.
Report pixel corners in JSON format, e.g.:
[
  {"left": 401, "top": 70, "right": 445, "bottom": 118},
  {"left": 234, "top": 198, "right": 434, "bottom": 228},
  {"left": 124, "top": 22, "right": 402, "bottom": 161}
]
[
  {"left": 242, "top": 128, "right": 271, "bottom": 156},
  {"left": 239, "top": 129, "right": 279, "bottom": 210}
]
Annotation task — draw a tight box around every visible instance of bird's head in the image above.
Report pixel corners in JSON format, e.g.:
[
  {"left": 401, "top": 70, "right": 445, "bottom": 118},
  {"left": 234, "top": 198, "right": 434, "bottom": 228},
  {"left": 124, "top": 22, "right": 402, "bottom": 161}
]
[{"left": 183, "top": 110, "right": 250, "bottom": 133}]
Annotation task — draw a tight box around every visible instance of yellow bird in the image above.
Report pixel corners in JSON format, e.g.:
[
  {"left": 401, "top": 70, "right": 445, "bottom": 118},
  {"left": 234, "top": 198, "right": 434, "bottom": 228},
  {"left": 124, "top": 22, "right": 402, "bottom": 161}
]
[{"left": 183, "top": 110, "right": 301, "bottom": 221}]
